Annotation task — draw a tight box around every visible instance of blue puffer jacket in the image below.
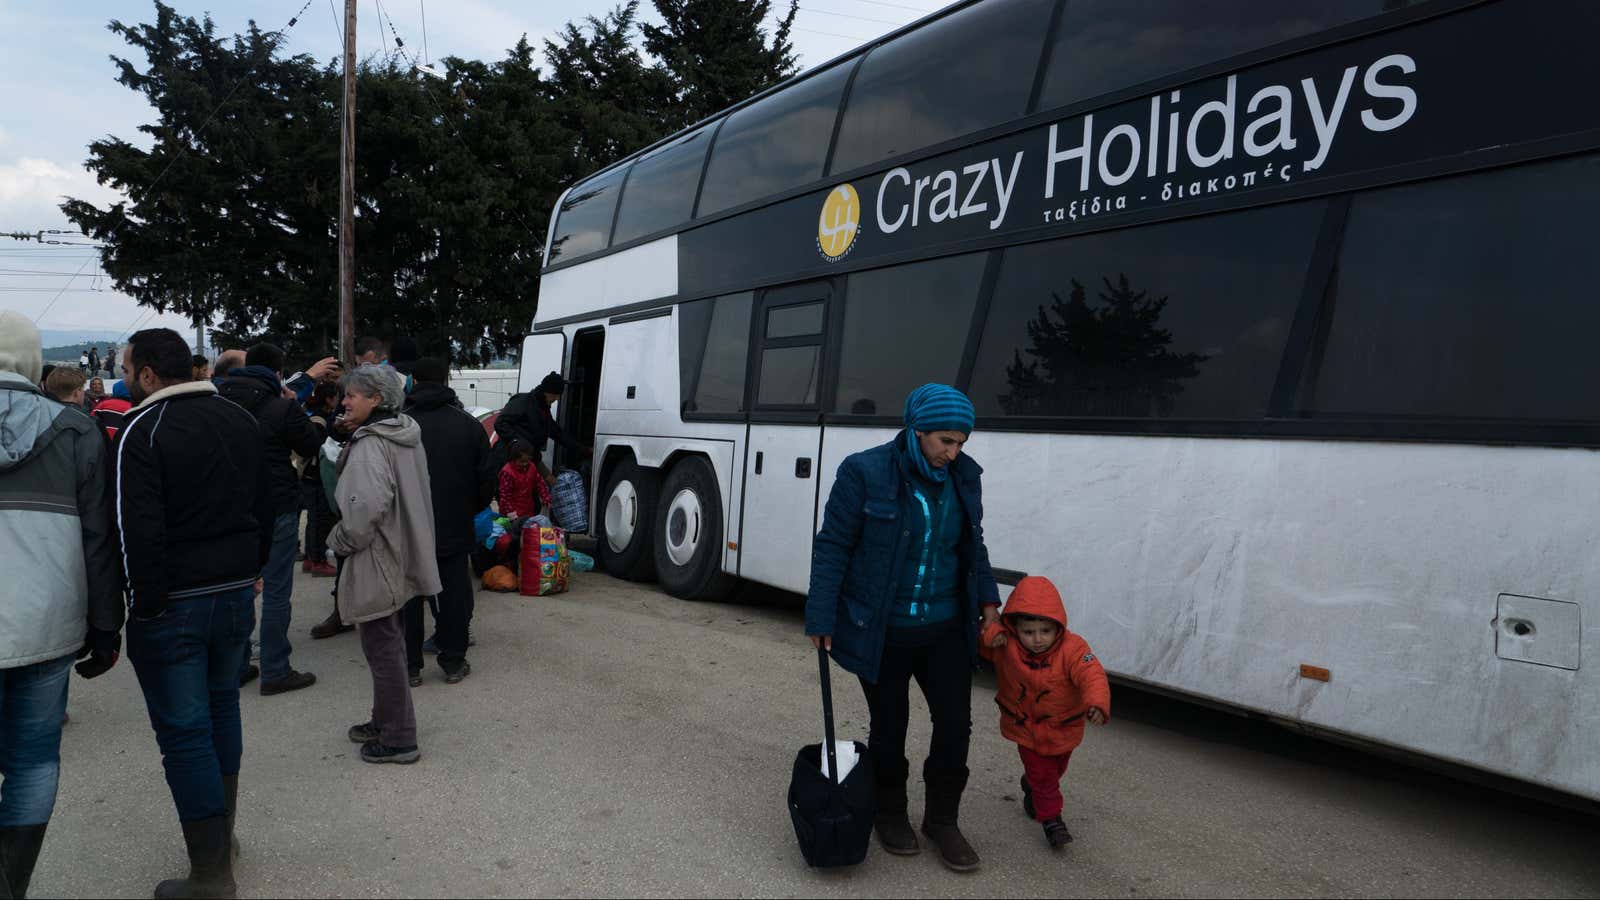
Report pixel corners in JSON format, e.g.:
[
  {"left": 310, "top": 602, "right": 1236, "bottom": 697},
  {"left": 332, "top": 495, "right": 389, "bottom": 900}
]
[{"left": 805, "top": 435, "right": 1000, "bottom": 683}]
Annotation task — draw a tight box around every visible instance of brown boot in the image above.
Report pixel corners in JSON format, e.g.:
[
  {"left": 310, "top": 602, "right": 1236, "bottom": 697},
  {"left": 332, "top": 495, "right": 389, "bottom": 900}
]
[
  {"left": 920, "top": 765, "right": 979, "bottom": 872},
  {"left": 872, "top": 756, "right": 919, "bottom": 856},
  {"left": 309, "top": 610, "right": 351, "bottom": 640}
]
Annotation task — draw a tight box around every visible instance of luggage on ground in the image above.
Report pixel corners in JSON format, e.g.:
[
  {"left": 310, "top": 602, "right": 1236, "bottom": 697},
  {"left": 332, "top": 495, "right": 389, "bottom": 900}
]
[
  {"left": 551, "top": 469, "right": 589, "bottom": 532},
  {"left": 787, "top": 647, "right": 875, "bottom": 868}
]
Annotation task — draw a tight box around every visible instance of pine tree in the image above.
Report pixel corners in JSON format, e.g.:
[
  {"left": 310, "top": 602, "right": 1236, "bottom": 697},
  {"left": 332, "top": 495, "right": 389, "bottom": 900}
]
[
  {"left": 1002, "top": 274, "right": 1209, "bottom": 417},
  {"left": 643, "top": 0, "right": 800, "bottom": 130}
]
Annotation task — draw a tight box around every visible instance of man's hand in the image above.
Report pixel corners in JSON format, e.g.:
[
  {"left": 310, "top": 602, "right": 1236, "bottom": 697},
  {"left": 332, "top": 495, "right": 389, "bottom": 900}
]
[
  {"left": 981, "top": 604, "right": 1000, "bottom": 627},
  {"left": 74, "top": 627, "right": 121, "bottom": 679},
  {"left": 1086, "top": 707, "right": 1107, "bottom": 726},
  {"left": 988, "top": 630, "right": 1008, "bottom": 650},
  {"left": 809, "top": 634, "right": 832, "bottom": 651},
  {"left": 307, "top": 357, "right": 341, "bottom": 382}
]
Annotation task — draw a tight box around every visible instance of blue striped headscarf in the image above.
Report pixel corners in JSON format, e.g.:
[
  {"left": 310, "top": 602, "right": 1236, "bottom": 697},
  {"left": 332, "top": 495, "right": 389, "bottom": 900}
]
[{"left": 902, "top": 383, "right": 975, "bottom": 483}]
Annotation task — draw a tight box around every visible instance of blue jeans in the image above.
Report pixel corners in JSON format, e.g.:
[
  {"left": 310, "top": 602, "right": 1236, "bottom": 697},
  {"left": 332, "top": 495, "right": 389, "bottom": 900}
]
[
  {"left": 0, "top": 654, "right": 73, "bottom": 826},
  {"left": 248, "top": 512, "right": 300, "bottom": 682},
  {"left": 129, "top": 588, "right": 254, "bottom": 822}
]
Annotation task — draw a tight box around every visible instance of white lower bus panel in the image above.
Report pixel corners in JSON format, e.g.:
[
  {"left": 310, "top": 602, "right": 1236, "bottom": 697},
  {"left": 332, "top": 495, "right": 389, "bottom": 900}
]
[{"left": 816, "top": 428, "right": 1598, "bottom": 800}]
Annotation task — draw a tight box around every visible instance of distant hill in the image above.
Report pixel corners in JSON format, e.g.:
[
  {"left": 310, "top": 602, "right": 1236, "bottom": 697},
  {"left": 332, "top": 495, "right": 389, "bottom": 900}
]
[{"left": 43, "top": 343, "right": 119, "bottom": 366}]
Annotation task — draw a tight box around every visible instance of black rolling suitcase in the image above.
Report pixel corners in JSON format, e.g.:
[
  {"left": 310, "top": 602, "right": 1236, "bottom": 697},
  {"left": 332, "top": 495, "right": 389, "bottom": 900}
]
[{"left": 787, "top": 647, "right": 875, "bottom": 868}]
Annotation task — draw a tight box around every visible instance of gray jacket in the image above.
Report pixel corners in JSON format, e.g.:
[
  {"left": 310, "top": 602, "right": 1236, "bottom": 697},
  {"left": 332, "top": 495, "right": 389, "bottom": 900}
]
[
  {"left": 328, "top": 413, "right": 441, "bottom": 624},
  {"left": 0, "top": 371, "right": 122, "bottom": 668}
]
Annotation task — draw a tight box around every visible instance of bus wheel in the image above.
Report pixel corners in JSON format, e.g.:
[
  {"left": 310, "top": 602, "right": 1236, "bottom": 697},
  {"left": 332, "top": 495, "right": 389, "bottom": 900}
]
[
  {"left": 653, "top": 457, "right": 735, "bottom": 601},
  {"left": 598, "top": 458, "right": 658, "bottom": 581}
]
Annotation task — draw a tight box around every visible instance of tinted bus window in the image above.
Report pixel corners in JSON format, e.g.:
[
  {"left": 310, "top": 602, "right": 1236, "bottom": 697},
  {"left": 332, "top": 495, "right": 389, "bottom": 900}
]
[
  {"left": 758, "top": 347, "right": 822, "bottom": 407},
  {"left": 970, "top": 200, "right": 1326, "bottom": 419},
  {"left": 767, "top": 302, "right": 825, "bottom": 339},
  {"left": 1306, "top": 154, "right": 1600, "bottom": 422},
  {"left": 698, "top": 64, "right": 852, "bottom": 217},
  {"left": 835, "top": 254, "right": 988, "bottom": 415},
  {"left": 1035, "top": 0, "right": 1386, "bottom": 113},
  {"left": 830, "top": 0, "right": 1054, "bottom": 174},
  {"left": 679, "top": 293, "right": 754, "bottom": 415},
  {"left": 612, "top": 126, "right": 715, "bottom": 246},
  {"left": 548, "top": 167, "right": 628, "bottom": 264}
]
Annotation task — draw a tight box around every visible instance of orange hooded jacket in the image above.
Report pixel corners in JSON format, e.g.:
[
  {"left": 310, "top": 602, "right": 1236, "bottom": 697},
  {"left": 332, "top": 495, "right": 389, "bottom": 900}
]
[{"left": 979, "top": 576, "right": 1110, "bottom": 756}]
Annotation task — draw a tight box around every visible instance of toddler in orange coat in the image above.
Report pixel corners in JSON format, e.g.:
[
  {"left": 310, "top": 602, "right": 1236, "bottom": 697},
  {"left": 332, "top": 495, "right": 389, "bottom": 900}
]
[{"left": 980, "top": 575, "right": 1110, "bottom": 849}]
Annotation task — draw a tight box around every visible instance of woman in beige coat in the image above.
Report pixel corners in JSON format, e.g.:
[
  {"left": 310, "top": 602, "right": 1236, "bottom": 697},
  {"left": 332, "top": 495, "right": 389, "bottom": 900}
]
[{"left": 327, "top": 364, "right": 440, "bottom": 764}]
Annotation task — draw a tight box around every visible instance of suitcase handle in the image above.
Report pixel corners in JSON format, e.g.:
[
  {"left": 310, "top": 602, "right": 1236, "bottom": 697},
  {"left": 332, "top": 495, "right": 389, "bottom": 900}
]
[{"left": 818, "top": 646, "right": 840, "bottom": 787}]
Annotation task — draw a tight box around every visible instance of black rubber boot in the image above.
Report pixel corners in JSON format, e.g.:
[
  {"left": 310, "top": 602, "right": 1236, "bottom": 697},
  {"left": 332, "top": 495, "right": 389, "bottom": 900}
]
[
  {"left": 153, "top": 817, "right": 237, "bottom": 900},
  {"left": 872, "top": 756, "right": 920, "bottom": 856},
  {"left": 920, "top": 765, "right": 980, "bottom": 873},
  {"left": 0, "top": 823, "right": 49, "bottom": 899},
  {"left": 222, "top": 775, "right": 241, "bottom": 861}
]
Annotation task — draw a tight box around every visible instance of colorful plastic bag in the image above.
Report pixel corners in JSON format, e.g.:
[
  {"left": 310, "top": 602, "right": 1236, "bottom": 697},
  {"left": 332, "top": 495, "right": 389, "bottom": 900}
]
[{"left": 519, "top": 523, "right": 570, "bottom": 596}]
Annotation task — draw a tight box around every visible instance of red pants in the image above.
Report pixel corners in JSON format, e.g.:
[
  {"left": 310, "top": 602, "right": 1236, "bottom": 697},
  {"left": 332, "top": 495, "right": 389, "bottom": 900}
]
[{"left": 1019, "top": 746, "right": 1073, "bottom": 821}]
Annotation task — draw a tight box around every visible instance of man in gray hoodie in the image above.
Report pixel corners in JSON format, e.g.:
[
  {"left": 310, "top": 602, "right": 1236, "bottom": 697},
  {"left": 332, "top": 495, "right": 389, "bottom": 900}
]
[{"left": 0, "top": 310, "right": 123, "bottom": 899}]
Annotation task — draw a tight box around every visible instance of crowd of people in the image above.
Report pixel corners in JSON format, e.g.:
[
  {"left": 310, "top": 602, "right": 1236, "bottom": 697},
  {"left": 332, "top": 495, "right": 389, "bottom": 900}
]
[
  {"left": 0, "top": 305, "right": 1118, "bottom": 896},
  {"left": 0, "top": 312, "right": 583, "bottom": 898}
]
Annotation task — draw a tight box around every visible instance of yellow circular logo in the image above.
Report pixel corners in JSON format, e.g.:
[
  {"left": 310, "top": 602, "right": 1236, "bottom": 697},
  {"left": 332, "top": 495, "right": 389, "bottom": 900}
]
[{"left": 817, "top": 184, "right": 860, "bottom": 262}]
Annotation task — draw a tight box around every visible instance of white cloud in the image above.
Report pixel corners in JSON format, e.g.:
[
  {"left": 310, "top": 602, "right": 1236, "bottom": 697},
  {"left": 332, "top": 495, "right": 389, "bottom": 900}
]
[{"left": 0, "top": 157, "right": 122, "bottom": 231}]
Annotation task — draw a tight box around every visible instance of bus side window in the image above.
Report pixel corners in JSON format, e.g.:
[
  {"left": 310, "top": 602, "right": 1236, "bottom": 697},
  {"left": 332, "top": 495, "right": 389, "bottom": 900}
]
[
  {"left": 679, "top": 293, "right": 754, "bottom": 416},
  {"left": 834, "top": 253, "right": 988, "bottom": 415}
]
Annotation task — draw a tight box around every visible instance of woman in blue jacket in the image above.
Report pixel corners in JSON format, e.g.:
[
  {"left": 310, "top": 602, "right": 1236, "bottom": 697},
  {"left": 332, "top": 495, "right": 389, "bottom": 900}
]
[{"left": 805, "top": 384, "right": 1001, "bottom": 872}]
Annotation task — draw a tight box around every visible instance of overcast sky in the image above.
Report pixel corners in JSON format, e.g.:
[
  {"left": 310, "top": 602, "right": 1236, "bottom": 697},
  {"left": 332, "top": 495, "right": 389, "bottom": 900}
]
[{"left": 1, "top": 0, "right": 934, "bottom": 343}]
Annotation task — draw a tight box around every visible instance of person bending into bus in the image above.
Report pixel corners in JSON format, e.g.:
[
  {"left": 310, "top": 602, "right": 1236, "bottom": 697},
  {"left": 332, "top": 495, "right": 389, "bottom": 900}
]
[{"left": 804, "top": 383, "right": 1001, "bottom": 872}]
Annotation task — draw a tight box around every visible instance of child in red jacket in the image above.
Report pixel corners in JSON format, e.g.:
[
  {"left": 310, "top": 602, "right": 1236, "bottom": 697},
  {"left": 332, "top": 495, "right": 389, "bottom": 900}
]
[
  {"left": 979, "top": 575, "right": 1110, "bottom": 850},
  {"left": 498, "top": 440, "right": 551, "bottom": 519}
]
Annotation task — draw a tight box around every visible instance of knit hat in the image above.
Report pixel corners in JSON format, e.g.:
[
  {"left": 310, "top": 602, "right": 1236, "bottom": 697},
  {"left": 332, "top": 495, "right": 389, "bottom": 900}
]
[
  {"left": 901, "top": 383, "right": 975, "bottom": 484},
  {"left": 111, "top": 380, "right": 131, "bottom": 400},
  {"left": 0, "top": 310, "right": 44, "bottom": 384},
  {"left": 903, "top": 383, "right": 974, "bottom": 436},
  {"left": 537, "top": 371, "right": 567, "bottom": 395}
]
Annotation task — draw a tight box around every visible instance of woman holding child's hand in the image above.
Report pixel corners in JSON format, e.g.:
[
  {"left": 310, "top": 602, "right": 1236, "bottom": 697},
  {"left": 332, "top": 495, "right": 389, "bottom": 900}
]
[{"left": 803, "top": 385, "right": 1000, "bottom": 873}]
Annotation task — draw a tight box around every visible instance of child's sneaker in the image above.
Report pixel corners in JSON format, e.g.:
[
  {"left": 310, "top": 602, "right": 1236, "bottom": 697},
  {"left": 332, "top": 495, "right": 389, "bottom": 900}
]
[
  {"left": 1042, "top": 816, "right": 1073, "bottom": 849},
  {"left": 1020, "top": 776, "right": 1035, "bottom": 820}
]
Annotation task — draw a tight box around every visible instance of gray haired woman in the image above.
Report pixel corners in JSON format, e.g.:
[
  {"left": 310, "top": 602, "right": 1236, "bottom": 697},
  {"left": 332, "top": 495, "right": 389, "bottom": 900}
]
[{"left": 327, "top": 364, "right": 440, "bottom": 764}]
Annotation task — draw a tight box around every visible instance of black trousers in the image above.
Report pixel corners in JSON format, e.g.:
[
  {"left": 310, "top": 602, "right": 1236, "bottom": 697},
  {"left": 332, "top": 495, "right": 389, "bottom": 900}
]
[
  {"left": 858, "top": 621, "right": 972, "bottom": 784},
  {"left": 404, "top": 552, "right": 471, "bottom": 673},
  {"left": 299, "top": 477, "right": 332, "bottom": 562}
]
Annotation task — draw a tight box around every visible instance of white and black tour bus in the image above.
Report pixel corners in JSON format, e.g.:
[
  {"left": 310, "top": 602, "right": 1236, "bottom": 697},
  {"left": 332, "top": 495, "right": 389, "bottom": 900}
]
[{"left": 518, "top": 0, "right": 1600, "bottom": 802}]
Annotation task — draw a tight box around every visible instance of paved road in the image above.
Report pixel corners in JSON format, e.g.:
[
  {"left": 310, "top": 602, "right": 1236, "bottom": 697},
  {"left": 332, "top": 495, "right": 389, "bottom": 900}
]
[{"left": 33, "top": 568, "right": 1600, "bottom": 898}]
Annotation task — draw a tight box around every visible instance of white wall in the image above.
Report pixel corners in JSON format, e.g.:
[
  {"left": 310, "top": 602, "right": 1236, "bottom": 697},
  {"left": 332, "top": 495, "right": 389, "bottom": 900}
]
[{"left": 449, "top": 369, "right": 519, "bottom": 411}]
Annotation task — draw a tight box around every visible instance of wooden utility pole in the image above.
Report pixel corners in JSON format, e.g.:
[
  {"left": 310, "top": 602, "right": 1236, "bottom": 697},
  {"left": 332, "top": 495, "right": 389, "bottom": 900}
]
[{"left": 337, "top": 0, "right": 357, "bottom": 365}]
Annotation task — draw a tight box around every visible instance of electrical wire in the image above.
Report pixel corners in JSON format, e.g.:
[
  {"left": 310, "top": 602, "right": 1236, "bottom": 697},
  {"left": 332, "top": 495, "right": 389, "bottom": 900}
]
[
  {"left": 32, "top": 0, "right": 317, "bottom": 326},
  {"left": 799, "top": 4, "right": 909, "bottom": 27}
]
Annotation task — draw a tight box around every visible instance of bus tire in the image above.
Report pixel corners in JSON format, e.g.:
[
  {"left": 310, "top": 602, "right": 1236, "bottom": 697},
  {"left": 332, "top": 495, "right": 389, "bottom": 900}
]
[
  {"left": 598, "top": 458, "right": 658, "bottom": 581},
  {"left": 652, "top": 456, "right": 735, "bottom": 601}
]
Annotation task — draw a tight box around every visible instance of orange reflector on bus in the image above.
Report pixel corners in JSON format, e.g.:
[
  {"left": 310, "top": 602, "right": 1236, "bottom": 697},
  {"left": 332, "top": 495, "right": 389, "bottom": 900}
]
[
  {"left": 728, "top": 541, "right": 738, "bottom": 551},
  {"left": 1299, "top": 664, "right": 1331, "bottom": 682}
]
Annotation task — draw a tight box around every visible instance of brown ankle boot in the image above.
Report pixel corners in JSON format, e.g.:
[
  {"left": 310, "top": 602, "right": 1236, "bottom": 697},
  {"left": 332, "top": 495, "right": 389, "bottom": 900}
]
[{"left": 920, "top": 766, "right": 979, "bottom": 872}]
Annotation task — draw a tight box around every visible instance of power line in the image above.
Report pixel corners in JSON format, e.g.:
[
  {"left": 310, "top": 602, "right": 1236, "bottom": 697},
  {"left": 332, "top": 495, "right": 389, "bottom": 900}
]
[
  {"left": 32, "top": 0, "right": 317, "bottom": 326},
  {"left": 798, "top": 4, "right": 910, "bottom": 27},
  {"left": 843, "top": 0, "right": 938, "bottom": 13}
]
